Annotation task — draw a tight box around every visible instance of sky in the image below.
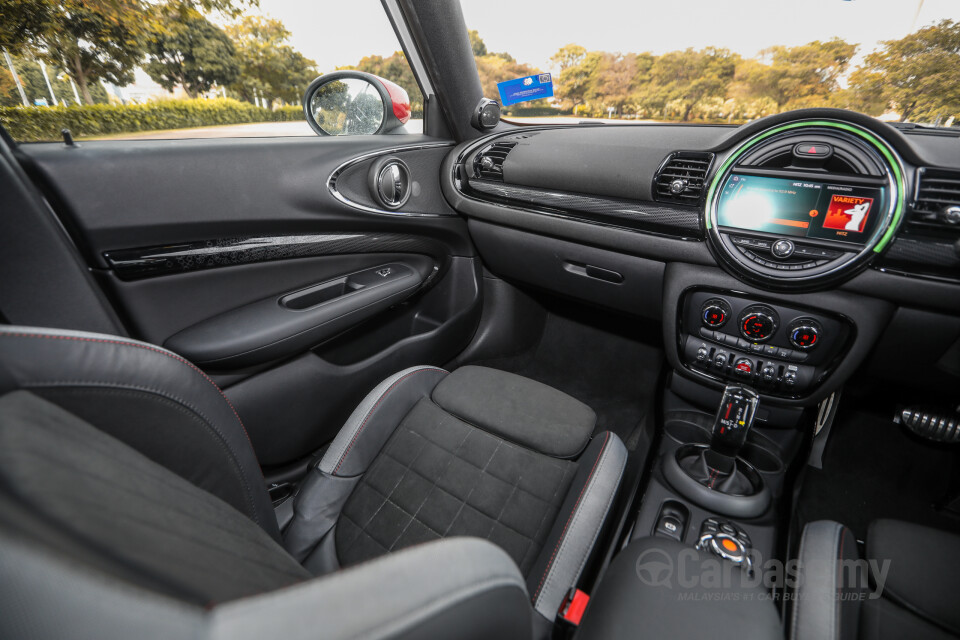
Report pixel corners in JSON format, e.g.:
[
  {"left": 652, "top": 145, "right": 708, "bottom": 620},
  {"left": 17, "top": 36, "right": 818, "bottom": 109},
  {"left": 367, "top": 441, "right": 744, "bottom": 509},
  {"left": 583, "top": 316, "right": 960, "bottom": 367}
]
[
  {"left": 255, "top": 0, "right": 960, "bottom": 74},
  {"left": 121, "top": 0, "right": 959, "bottom": 100}
]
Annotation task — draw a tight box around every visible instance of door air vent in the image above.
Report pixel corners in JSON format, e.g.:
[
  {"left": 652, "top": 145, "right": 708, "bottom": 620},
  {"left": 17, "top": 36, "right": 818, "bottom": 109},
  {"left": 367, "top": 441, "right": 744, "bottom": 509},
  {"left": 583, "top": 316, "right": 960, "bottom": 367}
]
[
  {"left": 654, "top": 152, "right": 714, "bottom": 206},
  {"left": 473, "top": 141, "right": 517, "bottom": 181},
  {"left": 912, "top": 168, "right": 960, "bottom": 230}
]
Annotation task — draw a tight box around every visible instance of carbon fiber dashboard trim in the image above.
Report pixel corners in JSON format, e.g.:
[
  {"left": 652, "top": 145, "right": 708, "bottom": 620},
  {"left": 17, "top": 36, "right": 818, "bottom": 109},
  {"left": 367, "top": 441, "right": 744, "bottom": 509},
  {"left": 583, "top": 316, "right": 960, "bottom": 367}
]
[
  {"left": 875, "top": 235, "right": 960, "bottom": 282},
  {"left": 467, "top": 179, "right": 701, "bottom": 237},
  {"left": 104, "top": 234, "right": 449, "bottom": 280},
  {"left": 884, "top": 236, "right": 960, "bottom": 268}
]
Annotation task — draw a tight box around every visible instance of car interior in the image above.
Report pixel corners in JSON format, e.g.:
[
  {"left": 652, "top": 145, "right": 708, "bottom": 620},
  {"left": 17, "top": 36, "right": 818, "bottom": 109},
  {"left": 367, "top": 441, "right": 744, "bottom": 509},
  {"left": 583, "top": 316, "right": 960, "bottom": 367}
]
[{"left": 1, "top": 1, "right": 959, "bottom": 639}]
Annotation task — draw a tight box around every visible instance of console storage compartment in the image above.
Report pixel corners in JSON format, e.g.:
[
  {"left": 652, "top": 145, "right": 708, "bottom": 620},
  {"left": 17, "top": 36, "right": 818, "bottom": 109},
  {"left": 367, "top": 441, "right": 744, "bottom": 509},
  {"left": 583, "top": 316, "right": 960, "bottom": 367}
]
[{"left": 575, "top": 537, "right": 782, "bottom": 640}]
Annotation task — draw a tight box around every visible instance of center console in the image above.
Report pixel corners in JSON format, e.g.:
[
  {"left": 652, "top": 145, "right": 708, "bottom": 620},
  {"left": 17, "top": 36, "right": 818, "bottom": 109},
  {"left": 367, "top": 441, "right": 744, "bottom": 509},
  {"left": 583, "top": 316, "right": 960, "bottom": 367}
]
[
  {"left": 679, "top": 288, "right": 852, "bottom": 398},
  {"left": 576, "top": 387, "right": 787, "bottom": 639}
]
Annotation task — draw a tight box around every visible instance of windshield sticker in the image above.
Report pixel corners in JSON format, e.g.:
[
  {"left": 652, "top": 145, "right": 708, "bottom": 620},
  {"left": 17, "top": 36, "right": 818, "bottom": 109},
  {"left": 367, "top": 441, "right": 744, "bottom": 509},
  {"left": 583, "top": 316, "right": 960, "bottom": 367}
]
[{"left": 497, "top": 73, "right": 554, "bottom": 107}]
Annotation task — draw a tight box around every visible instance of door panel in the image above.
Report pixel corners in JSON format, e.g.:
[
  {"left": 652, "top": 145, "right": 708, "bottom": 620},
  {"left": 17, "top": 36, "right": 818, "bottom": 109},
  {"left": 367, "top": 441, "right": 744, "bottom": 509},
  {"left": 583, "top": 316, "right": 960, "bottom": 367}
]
[
  {"left": 97, "top": 254, "right": 433, "bottom": 346},
  {"left": 18, "top": 135, "right": 480, "bottom": 465},
  {"left": 20, "top": 136, "right": 468, "bottom": 257}
]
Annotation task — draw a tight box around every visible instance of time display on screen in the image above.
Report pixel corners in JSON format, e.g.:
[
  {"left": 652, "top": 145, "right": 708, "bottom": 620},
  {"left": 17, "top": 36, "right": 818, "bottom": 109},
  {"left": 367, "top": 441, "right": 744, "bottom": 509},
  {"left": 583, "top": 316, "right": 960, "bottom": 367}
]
[{"left": 716, "top": 174, "right": 886, "bottom": 244}]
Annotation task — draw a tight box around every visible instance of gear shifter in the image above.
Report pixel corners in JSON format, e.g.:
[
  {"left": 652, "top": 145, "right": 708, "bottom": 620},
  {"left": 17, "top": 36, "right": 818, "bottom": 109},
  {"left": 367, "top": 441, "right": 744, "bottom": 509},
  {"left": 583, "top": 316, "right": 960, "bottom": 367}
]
[
  {"left": 706, "top": 385, "right": 760, "bottom": 473},
  {"left": 664, "top": 385, "right": 770, "bottom": 517},
  {"left": 677, "top": 385, "right": 760, "bottom": 494}
]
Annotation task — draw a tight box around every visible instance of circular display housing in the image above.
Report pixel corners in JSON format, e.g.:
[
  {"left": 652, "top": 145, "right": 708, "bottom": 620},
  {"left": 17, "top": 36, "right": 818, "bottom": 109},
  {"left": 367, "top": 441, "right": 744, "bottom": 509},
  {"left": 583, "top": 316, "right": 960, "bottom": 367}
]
[
  {"left": 704, "top": 119, "right": 906, "bottom": 292},
  {"left": 701, "top": 297, "right": 732, "bottom": 329},
  {"left": 739, "top": 305, "right": 779, "bottom": 342},
  {"left": 788, "top": 318, "right": 822, "bottom": 350}
]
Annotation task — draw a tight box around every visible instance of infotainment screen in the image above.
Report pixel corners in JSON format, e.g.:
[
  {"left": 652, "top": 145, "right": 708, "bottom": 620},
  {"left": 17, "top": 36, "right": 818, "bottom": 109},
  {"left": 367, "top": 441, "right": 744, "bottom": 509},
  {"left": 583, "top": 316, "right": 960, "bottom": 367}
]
[{"left": 716, "top": 174, "right": 886, "bottom": 244}]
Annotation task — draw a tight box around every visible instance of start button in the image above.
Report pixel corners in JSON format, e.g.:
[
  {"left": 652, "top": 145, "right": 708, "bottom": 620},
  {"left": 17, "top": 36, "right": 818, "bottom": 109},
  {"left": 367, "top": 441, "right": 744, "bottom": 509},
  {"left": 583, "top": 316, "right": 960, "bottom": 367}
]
[{"left": 710, "top": 534, "right": 745, "bottom": 562}]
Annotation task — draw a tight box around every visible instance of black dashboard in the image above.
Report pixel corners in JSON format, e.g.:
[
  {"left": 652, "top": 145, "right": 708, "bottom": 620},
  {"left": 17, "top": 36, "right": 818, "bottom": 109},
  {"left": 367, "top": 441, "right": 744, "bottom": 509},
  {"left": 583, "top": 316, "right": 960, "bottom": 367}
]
[{"left": 441, "top": 108, "right": 960, "bottom": 407}]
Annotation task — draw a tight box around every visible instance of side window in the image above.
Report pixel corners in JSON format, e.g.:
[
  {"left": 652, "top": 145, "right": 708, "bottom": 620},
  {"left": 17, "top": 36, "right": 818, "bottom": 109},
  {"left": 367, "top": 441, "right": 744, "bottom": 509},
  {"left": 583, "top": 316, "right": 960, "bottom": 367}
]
[{"left": 0, "top": 2, "right": 422, "bottom": 141}]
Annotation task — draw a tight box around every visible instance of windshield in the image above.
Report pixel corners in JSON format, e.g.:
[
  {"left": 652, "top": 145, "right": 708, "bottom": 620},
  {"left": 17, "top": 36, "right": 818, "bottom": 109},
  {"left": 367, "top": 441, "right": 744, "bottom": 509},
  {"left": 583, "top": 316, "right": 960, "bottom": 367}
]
[{"left": 461, "top": 0, "right": 960, "bottom": 127}]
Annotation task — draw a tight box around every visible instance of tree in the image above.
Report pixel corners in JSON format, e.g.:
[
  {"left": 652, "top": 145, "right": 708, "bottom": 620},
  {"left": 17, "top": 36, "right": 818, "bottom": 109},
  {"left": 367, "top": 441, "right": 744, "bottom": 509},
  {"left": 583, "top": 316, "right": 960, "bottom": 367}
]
[
  {"left": 851, "top": 20, "right": 960, "bottom": 123},
  {"left": 145, "top": 13, "right": 239, "bottom": 98},
  {"left": 226, "top": 16, "right": 316, "bottom": 108},
  {"left": 644, "top": 48, "right": 738, "bottom": 121},
  {"left": 587, "top": 52, "right": 641, "bottom": 116},
  {"left": 759, "top": 38, "right": 857, "bottom": 110},
  {"left": 1, "top": 0, "right": 255, "bottom": 105},
  {"left": 468, "top": 30, "right": 487, "bottom": 57},
  {"left": 0, "top": 53, "right": 108, "bottom": 107},
  {"left": 550, "top": 44, "right": 596, "bottom": 111}
]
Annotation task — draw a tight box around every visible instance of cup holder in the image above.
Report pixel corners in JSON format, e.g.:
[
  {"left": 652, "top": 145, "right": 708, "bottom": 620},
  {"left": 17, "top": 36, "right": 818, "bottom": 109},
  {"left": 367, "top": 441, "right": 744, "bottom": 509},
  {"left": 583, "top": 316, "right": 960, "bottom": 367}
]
[
  {"left": 663, "top": 419, "right": 783, "bottom": 474},
  {"left": 664, "top": 420, "right": 711, "bottom": 445},
  {"left": 739, "top": 443, "right": 783, "bottom": 474}
]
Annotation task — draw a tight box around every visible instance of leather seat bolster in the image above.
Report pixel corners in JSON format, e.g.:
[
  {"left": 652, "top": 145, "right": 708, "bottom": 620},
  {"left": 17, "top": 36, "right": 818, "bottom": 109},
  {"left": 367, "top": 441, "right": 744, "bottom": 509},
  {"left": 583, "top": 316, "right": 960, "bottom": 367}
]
[
  {"left": 211, "top": 538, "right": 531, "bottom": 640},
  {"left": 1, "top": 531, "right": 531, "bottom": 640},
  {"left": 431, "top": 365, "right": 596, "bottom": 458},
  {"left": 0, "top": 326, "right": 279, "bottom": 541},
  {"left": 791, "top": 520, "right": 864, "bottom": 640},
  {"left": 318, "top": 366, "right": 449, "bottom": 477},
  {"left": 866, "top": 519, "right": 960, "bottom": 636},
  {"left": 527, "top": 432, "right": 627, "bottom": 620}
]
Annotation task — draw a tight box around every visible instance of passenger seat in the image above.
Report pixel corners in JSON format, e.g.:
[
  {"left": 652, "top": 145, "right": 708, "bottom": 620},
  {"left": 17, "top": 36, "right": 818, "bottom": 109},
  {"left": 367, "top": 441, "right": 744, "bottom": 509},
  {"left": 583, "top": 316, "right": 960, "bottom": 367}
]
[
  {"left": 791, "top": 519, "right": 960, "bottom": 640},
  {"left": 0, "top": 326, "right": 627, "bottom": 639}
]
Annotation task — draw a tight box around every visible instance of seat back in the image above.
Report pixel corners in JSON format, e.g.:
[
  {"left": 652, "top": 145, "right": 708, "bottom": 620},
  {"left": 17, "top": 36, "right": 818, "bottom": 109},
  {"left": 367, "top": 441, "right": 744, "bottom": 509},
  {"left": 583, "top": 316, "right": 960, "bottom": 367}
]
[
  {"left": 0, "top": 389, "right": 532, "bottom": 640},
  {"left": 0, "top": 326, "right": 279, "bottom": 541}
]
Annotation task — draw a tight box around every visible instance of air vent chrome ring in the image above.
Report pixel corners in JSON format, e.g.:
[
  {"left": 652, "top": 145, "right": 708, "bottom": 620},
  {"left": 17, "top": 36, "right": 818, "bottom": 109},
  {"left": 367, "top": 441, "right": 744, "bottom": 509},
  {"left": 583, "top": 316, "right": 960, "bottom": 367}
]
[{"left": 368, "top": 156, "right": 412, "bottom": 210}]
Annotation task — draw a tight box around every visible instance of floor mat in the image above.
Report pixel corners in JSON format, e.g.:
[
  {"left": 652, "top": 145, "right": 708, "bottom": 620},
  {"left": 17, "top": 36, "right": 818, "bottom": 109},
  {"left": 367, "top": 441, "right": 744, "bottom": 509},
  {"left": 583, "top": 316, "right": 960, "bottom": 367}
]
[
  {"left": 469, "top": 309, "right": 663, "bottom": 450},
  {"left": 797, "top": 404, "right": 960, "bottom": 541}
]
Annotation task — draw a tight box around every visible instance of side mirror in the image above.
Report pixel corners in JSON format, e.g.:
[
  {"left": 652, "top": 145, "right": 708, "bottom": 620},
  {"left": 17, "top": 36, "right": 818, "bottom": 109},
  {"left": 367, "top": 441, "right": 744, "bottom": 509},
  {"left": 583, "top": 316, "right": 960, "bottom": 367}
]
[{"left": 302, "top": 71, "right": 411, "bottom": 136}]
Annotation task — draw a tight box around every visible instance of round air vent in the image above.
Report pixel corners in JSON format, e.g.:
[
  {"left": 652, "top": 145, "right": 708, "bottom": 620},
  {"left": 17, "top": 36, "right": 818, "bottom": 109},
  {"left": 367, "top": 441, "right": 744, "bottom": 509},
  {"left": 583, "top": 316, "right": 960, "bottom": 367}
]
[{"left": 369, "top": 157, "right": 411, "bottom": 210}]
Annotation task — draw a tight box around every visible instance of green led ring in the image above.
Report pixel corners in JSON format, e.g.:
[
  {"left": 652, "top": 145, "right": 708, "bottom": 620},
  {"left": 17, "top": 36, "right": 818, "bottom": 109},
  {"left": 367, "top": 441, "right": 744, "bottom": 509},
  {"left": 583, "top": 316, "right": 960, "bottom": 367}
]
[{"left": 705, "top": 120, "right": 905, "bottom": 253}]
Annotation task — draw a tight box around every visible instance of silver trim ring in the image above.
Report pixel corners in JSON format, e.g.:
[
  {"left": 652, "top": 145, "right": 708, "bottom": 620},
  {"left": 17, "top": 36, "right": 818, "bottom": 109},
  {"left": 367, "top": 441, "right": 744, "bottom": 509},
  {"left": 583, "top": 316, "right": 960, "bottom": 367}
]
[{"left": 327, "top": 142, "right": 456, "bottom": 217}]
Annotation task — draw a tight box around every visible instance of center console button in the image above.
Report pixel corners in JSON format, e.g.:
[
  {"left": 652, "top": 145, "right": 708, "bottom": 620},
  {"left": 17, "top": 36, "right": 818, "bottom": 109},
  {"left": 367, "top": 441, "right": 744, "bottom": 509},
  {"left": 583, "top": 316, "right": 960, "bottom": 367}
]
[
  {"left": 771, "top": 239, "right": 795, "bottom": 259},
  {"left": 734, "top": 358, "right": 753, "bottom": 376},
  {"left": 784, "top": 365, "right": 799, "bottom": 387}
]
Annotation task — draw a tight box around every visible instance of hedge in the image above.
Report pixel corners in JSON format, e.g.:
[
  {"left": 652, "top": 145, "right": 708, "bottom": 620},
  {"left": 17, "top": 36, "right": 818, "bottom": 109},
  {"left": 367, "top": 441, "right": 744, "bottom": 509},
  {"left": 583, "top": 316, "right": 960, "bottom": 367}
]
[{"left": 0, "top": 98, "right": 304, "bottom": 142}]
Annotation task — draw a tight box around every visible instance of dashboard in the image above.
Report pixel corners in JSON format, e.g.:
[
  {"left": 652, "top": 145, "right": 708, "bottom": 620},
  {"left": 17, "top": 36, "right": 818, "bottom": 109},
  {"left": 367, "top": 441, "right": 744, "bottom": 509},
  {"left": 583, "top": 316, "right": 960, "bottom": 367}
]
[{"left": 441, "top": 108, "right": 960, "bottom": 406}]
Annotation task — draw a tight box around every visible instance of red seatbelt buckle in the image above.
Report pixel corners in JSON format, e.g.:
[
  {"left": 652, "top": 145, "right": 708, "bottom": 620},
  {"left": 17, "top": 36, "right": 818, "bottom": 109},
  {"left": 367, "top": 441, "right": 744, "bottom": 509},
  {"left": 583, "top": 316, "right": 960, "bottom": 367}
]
[{"left": 558, "top": 587, "right": 590, "bottom": 626}]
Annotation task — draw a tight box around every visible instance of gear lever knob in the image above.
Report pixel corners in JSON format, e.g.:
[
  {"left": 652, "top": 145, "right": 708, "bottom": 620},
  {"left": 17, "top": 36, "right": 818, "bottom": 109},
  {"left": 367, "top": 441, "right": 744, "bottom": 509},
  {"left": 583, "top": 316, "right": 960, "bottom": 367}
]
[{"left": 711, "top": 385, "right": 760, "bottom": 459}]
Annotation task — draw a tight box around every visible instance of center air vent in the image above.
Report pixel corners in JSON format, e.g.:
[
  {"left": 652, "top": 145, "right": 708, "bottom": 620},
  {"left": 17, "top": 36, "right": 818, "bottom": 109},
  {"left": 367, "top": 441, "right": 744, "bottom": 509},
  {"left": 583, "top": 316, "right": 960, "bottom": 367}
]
[
  {"left": 654, "top": 152, "right": 713, "bottom": 206},
  {"left": 473, "top": 141, "right": 517, "bottom": 181},
  {"left": 912, "top": 168, "right": 960, "bottom": 229}
]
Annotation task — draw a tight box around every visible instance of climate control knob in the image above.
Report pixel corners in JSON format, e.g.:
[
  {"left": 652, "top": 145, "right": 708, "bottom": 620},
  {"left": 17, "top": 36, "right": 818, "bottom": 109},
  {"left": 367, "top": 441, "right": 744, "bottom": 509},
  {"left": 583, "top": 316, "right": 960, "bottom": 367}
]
[
  {"left": 739, "top": 305, "right": 779, "bottom": 343},
  {"left": 788, "top": 319, "right": 821, "bottom": 350},
  {"left": 701, "top": 298, "right": 732, "bottom": 329}
]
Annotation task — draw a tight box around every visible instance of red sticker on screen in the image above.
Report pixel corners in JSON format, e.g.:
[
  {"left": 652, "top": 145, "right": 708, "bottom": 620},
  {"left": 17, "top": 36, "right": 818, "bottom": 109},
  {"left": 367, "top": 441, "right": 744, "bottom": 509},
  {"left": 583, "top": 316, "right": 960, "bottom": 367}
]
[{"left": 822, "top": 195, "right": 873, "bottom": 233}]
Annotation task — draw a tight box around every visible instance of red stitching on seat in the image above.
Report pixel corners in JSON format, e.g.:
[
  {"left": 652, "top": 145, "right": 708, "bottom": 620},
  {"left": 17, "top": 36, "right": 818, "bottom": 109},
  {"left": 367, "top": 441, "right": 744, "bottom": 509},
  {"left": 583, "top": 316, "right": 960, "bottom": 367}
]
[
  {"left": 0, "top": 332, "right": 254, "bottom": 448},
  {"left": 532, "top": 431, "right": 610, "bottom": 606},
  {"left": 332, "top": 367, "right": 446, "bottom": 476}
]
